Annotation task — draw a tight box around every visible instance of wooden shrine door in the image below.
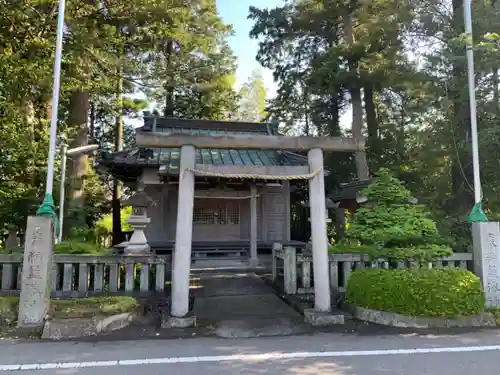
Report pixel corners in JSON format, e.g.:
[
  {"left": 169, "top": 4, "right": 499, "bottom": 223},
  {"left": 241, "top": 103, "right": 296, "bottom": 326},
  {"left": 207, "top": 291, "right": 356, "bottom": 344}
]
[{"left": 192, "top": 199, "right": 241, "bottom": 241}]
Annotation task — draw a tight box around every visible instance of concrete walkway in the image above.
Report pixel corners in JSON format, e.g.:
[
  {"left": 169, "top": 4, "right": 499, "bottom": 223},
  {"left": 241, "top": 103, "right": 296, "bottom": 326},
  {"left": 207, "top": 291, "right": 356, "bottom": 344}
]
[{"left": 190, "top": 272, "right": 310, "bottom": 338}]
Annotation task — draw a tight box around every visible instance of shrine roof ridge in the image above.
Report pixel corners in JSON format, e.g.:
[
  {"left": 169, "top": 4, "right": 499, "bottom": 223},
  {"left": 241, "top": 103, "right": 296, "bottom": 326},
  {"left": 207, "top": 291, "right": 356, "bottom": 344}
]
[{"left": 141, "top": 115, "right": 277, "bottom": 135}]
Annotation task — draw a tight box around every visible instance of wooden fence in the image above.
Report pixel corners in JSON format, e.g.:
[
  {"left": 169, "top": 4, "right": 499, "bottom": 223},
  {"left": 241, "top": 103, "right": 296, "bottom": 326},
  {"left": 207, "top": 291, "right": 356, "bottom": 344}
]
[
  {"left": 271, "top": 244, "right": 474, "bottom": 295},
  {"left": 0, "top": 254, "right": 172, "bottom": 297}
]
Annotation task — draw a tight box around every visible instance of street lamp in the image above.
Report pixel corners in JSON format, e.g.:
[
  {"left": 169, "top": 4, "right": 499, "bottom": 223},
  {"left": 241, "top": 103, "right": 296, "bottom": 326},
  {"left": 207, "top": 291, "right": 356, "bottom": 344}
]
[
  {"left": 57, "top": 144, "right": 99, "bottom": 243},
  {"left": 36, "top": 0, "right": 66, "bottom": 218},
  {"left": 464, "top": 0, "right": 487, "bottom": 223}
]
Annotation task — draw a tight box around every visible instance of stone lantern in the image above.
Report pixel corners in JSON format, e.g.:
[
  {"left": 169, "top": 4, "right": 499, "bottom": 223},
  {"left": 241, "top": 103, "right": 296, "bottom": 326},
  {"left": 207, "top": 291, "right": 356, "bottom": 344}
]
[
  {"left": 5, "top": 225, "right": 20, "bottom": 251},
  {"left": 121, "top": 183, "right": 154, "bottom": 255}
]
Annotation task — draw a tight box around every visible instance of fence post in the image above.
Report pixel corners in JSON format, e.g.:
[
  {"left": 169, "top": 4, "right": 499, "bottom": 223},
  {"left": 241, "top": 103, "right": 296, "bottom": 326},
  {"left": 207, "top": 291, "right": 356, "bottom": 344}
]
[
  {"left": 329, "top": 255, "right": 339, "bottom": 291},
  {"left": 301, "top": 260, "right": 311, "bottom": 289},
  {"left": 272, "top": 243, "right": 282, "bottom": 282},
  {"left": 283, "top": 246, "right": 297, "bottom": 294}
]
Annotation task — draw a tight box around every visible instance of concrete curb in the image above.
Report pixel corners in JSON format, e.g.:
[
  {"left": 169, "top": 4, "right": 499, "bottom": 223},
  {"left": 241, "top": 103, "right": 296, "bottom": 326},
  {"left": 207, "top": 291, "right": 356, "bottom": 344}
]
[
  {"left": 345, "top": 304, "right": 496, "bottom": 328},
  {"left": 41, "top": 312, "right": 135, "bottom": 340},
  {"left": 261, "top": 275, "right": 346, "bottom": 325},
  {"left": 161, "top": 312, "right": 197, "bottom": 328}
]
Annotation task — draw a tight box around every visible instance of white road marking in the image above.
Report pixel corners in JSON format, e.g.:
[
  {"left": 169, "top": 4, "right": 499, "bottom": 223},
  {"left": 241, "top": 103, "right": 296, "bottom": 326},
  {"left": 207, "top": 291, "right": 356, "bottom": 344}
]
[{"left": 1, "top": 344, "right": 500, "bottom": 371}]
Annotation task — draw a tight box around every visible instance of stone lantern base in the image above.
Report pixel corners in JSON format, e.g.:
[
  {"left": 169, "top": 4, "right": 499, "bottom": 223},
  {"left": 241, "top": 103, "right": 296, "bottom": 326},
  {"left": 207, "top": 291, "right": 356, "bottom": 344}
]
[{"left": 124, "top": 215, "right": 151, "bottom": 255}]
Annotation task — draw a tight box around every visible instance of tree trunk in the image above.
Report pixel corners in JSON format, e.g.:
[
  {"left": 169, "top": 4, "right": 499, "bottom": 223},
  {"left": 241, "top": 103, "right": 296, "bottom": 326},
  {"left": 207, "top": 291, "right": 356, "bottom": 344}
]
[
  {"left": 364, "top": 85, "right": 378, "bottom": 158},
  {"left": 334, "top": 207, "right": 346, "bottom": 241},
  {"left": 343, "top": 11, "right": 370, "bottom": 180},
  {"left": 89, "top": 102, "right": 96, "bottom": 140},
  {"left": 493, "top": 69, "right": 500, "bottom": 118},
  {"left": 164, "top": 40, "right": 174, "bottom": 117},
  {"left": 112, "top": 77, "right": 124, "bottom": 246},
  {"left": 303, "top": 83, "right": 310, "bottom": 136},
  {"left": 327, "top": 93, "right": 341, "bottom": 136},
  {"left": 66, "top": 90, "right": 90, "bottom": 234},
  {"left": 22, "top": 100, "right": 35, "bottom": 142}
]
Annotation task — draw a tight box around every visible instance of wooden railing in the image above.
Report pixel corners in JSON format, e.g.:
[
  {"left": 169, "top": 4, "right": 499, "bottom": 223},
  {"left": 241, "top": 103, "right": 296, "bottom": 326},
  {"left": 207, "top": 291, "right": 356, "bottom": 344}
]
[
  {"left": 0, "top": 254, "right": 172, "bottom": 297},
  {"left": 271, "top": 244, "right": 474, "bottom": 295}
]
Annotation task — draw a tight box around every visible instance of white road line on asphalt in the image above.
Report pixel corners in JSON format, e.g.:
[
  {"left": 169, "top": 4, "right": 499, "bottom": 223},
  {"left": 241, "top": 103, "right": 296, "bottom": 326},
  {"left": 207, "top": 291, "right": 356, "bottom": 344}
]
[{"left": 1, "top": 345, "right": 500, "bottom": 371}]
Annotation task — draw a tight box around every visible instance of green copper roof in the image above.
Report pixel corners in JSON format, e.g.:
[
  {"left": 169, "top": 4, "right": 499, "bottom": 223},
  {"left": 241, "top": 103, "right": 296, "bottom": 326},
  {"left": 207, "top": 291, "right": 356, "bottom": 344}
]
[
  {"left": 100, "top": 147, "right": 308, "bottom": 172},
  {"left": 96, "top": 117, "right": 307, "bottom": 179}
]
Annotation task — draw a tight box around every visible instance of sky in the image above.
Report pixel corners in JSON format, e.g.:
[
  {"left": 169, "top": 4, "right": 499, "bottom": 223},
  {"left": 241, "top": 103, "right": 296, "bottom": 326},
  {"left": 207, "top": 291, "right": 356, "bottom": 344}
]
[{"left": 216, "top": 0, "right": 282, "bottom": 99}]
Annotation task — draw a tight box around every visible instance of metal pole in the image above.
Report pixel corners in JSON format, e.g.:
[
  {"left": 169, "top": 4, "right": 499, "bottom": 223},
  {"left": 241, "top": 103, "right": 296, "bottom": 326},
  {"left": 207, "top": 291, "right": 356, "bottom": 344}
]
[
  {"left": 464, "top": 0, "right": 481, "bottom": 204},
  {"left": 36, "top": 0, "right": 66, "bottom": 217},
  {"left": 58, "top": 145, "right": 68, "bottom": 243}
]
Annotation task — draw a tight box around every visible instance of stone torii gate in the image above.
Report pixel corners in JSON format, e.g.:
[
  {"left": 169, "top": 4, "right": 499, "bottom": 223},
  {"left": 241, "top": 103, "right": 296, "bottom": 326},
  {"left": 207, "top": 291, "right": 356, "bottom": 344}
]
[{"left": 136, "top": 131, "right": 364, "bottom": 324}]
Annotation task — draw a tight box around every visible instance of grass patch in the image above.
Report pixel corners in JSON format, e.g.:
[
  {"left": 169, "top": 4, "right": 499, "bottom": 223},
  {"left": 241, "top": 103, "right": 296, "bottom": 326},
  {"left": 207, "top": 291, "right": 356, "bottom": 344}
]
[
  {"left": 0, "top": 296, "right": 138, "bottom": 323},
  {"left": 0, "top": 297, "right": 20, "bottom": 326},
  {"left": 49, "top": 296, "right": 138, "bottom": 319}
]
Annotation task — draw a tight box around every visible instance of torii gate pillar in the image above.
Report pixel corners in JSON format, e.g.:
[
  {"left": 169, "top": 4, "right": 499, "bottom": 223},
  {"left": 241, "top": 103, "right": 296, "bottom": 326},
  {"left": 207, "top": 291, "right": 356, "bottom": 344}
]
[{"left": 308, "top": 148, "right": 331, "bottom": 312}]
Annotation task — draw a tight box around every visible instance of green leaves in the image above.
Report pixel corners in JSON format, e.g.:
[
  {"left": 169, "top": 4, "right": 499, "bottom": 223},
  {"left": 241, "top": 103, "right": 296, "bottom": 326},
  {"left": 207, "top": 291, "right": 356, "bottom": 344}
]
[
  {"left": 360, "top": 168, "right": 411, "bottom": 203},
  {"left": 346, "top": 268, "right": 485, "bottom": 317},
  {"left": 235, "top": 69, "right": 268, "bottom": 122},
  {"left": 0, "top": 0, "right": 241, "bottom": 232},
  {"left": 335, "top": 168, "right": 451, "bottom": 261},
  {"left": 95, "top": 206, "right": 133, "bottom": 235}
]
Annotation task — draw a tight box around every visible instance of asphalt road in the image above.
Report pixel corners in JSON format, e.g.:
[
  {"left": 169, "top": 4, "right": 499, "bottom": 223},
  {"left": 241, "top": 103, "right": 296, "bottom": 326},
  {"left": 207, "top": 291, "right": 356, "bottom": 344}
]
[{"left": 2, "top": 329, "right": 500, "bottom": 374}]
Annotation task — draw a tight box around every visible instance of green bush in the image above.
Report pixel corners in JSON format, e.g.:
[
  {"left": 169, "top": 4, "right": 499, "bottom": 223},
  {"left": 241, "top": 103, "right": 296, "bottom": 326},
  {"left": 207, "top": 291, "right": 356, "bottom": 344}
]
[
  {"left": 0, "top": 246, "right": 23, "bottom": 254},
  {"left": 1, "top": 241, "right": 110, "bottom": 255},
  {"left": 331, "top": 168, "right": 452, "bottom": 263},
  {"left": 346, "top": 268, "right": 485, "bottom": 317},
  {"left": 329, "top": 243, "right": 452, "bottom": 263},
  {"left": 95, "top": 207, "right": 133, "bottom": 235},
  {"left": 54, "top": 241, "right": 109, "bottom": 255},
  {"left": 0, "top": 297, "right": 19, "bottom": 325}
]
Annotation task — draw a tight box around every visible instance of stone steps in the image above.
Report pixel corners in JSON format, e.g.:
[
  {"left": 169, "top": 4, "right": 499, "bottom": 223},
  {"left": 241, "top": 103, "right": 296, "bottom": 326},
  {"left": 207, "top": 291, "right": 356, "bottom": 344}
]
[{"left": 191, "top": 257, "right": 248, "bottom": 269}]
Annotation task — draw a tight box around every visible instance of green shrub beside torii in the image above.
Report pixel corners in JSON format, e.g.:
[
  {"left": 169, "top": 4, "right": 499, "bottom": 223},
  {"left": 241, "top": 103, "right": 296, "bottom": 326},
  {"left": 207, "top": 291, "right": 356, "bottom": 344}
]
[{"left": 330, "top": 168, "right": 452, "bottom": 264}]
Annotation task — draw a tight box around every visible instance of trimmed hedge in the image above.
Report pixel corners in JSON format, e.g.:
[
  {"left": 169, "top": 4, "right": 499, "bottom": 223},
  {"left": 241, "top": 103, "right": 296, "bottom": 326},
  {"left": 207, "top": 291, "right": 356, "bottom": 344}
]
[
  {"left": 328, "top": 244, "right": 451, "bottom": 263},
  {"left": 346, "top": 268, "right": 485, "bottom": 317}
]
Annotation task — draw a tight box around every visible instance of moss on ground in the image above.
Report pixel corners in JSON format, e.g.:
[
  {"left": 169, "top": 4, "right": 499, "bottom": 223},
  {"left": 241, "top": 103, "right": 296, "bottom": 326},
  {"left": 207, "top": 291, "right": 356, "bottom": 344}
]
[
  {"left": 487, "top": 308, "right": 500, "bottom": 324},
  {"left": 0, "top": 296, "right": 138, "bottom": 323},
  {"left": 49, "top": 296, "right": 138, "bottom": 319}
]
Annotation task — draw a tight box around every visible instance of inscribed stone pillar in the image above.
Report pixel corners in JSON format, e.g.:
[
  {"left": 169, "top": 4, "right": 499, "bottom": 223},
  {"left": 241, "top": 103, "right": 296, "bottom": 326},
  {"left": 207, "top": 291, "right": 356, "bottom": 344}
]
[
  {"left": 249, "top": 184, "right": 259, "bottom": 266},
  {"left": 307, "top": 148, "right": 331, "bottom": 312},
  {"left": 472, "top": 222, "right": 500, "bottom": 308},
  {"left": 17, "top": 216, "right": 53, "bottom": 328},
  {"left": 171, "top": 145, "right": 196, "bottom": 317}
]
